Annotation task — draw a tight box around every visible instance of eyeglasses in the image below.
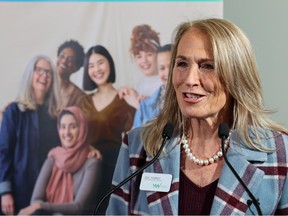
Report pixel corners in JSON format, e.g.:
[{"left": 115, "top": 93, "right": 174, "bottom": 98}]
[{"left": 34, "top": 66, "right": 53, "bottom": 77}]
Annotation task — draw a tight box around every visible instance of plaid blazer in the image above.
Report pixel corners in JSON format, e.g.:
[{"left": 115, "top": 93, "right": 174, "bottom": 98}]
[{"left": 106, "top": 127, "right": 288, "bottom": 215}]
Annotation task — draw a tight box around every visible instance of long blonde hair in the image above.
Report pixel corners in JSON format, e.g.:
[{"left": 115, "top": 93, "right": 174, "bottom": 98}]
[
  {"left": 142, "top": 18, "right": 287, "bottom": 156},
  {"left": 17, "top": 55, "right": 61, "bottom": 117}
]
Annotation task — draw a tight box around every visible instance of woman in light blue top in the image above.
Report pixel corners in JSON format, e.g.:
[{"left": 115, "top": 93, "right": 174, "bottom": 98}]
[{"left": 133, "top": 44, "right": 172, "bottom": 128}]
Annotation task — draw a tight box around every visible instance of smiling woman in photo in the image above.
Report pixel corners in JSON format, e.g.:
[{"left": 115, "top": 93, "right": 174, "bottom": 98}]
[
  {"left": 19, "top": 106, "right": 102, "bottom": 215},
  {"left": 0, "top": 55, "right": 61, "bottom": 214},
  {"left": 78, "top": 45, "right": 136, "bottom": 214}
]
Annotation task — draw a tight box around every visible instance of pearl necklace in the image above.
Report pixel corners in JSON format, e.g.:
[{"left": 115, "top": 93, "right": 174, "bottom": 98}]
[{"left": 181, "top": 131, "right": 231, "bottom": 166}]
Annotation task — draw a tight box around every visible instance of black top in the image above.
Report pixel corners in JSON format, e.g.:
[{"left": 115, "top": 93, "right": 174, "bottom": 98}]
[{"left": 37, "top": 104, "right": 60, "bottom": 168}]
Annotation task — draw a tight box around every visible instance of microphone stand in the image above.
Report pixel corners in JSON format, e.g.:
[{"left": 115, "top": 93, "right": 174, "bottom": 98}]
[
  {"left": 93, "top": 124, "right": 173, "bottom": 215},
  {"left": 220, "top": 134, "right": 262, "bottom": 215}
]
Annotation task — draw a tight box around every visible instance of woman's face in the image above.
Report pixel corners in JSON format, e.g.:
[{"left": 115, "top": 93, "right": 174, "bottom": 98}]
[
  {"left": 59, "top": 114, "right": 80, "bottom": 149},
  {"left": 172, "top": 28, "right": 228, "bottom": 122},
  {"left": 88, "top": 53, "right": 110, "bottom": 86},
  {"left": 56, "top": 47, "right": 77, "bottom": 78},
  {"left": 32, "top": 59, "right": 53, "bottom": 97},
  {"left": 134, "top": 51, "right": 158, "bottom": 76},
  {"left": 157, "top": 51, "right": 171, "bottom": 87}
]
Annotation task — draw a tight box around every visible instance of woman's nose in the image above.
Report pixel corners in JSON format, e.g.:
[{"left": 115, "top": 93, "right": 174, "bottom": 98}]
[
  {"left": 93, "top": 65, "right": 100, "bottom": 73},
  {"left": 185, "top": 65, "right": 200, "bottom": 86},
  {"left": 142, "top": 55, "right": 148, "bottom": 63},
  {"left": 63, "top": 128, "right": 71, "bottom": 135}
]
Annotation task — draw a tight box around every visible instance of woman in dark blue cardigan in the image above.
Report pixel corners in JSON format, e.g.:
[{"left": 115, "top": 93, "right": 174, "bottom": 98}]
[{"left": 0, "top": 55, "right": 61, "bottom": 215}]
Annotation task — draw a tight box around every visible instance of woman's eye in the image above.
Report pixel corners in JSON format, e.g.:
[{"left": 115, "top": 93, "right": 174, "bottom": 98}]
[
  {"left": 176, "top": 61, "right": 188, "bottom": 68},
  {"left": 200, "top": 62, "right": 214, "bottom": 70},
  {"left": 135, "top": 54, "right": 142, "bottom": 59},
  {"left": 67, "top": 57, "right": 74, "bottom": 63},
  {"left": 71, "top": 124, "right": 78, "bottom": 129}
]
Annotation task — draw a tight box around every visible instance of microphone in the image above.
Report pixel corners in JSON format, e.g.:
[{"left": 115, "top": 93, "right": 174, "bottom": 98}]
[
  {"left": 93, "top": 122, "right": 174, "bottom": 215},
  {"left": 218, "top": 123, "right": 262, "bottom": 215}
]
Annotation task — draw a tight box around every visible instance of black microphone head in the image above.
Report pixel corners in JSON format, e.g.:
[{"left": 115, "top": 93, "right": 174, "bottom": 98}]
[
  {"left": 218, "top": 123, "right": 229, "bottom": 138},
  {"left": 162, "top": 122, "right": 174, "bottom": 140}
]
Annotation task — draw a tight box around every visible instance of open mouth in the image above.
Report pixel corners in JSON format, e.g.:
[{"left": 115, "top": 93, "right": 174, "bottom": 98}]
[
  {"left": 37, "top": 79, "right": 48, "bottom": 86},
  {"left": 141, "top": 63, "right": 151, "bottom": 70},
  {"left": 94, "top": 72, "right": 104, "bottom": 78},
  {"left": 58, "top": 64, "right": 66, "bottom": 70},
  {"left": 184, "top": 93, "right": 203, "bottom": 99}
]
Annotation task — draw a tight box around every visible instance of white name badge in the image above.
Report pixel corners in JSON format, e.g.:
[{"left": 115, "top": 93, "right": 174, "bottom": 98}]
[{"left": 140, "top": 172, "right": 172, "bottom": 192}]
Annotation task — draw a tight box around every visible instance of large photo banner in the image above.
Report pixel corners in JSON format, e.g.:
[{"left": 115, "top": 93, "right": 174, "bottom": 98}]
[
  {"left": 0, "top": 1, "right": 223, "bottom": 107},
  {"left": 0, "top": 1, "right": 223, "bottom": 215}
]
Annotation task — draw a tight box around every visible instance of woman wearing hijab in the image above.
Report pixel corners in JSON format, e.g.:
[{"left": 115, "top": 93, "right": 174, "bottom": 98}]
[{"left": 19, "top": 106, "right": 102, "bottom": 215}]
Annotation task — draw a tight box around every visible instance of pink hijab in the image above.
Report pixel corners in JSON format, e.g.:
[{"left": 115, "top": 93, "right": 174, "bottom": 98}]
[{"left": 46, "top": 106, "right": 89, "bottom": 203}]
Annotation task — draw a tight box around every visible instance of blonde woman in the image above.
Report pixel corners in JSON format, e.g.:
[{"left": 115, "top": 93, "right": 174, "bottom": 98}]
[{"left": 107, "top": 18, "right": 288, "bottom": 215}]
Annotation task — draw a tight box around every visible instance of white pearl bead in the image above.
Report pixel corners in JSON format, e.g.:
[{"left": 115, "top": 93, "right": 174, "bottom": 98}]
[
  {"left": 217, "top": 151, "right": 223, "bottom": 157},
  {"left": 198, "top": 160, "right": 204, "bottom": 166}
]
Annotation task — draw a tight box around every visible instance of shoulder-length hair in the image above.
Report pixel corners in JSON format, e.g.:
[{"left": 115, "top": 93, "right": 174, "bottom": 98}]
[
  {"left": 142, "top": 18, "right": 287, "bottom": 156},
  {"left": 82, "top": 45, "right": 116, "bottom": 91},
  {"left": 17, "top": 55, "right": 61, "bottom": 117}
]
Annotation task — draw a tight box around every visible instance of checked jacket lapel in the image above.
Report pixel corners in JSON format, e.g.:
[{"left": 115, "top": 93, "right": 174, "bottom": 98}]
[
  {"left": 139, "top": 133, "right": 272, "bottom": 215},
  {"left": 143, "top": 137, "right": 181, "bottom": 215},
  {"left": 211, "top": 140, "right": 267, "bottom": 215}
]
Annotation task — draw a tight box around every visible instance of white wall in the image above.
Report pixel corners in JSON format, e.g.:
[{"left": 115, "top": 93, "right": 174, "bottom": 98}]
[{"left": 224, "top": 0, "right": 288, "bottom": 127}]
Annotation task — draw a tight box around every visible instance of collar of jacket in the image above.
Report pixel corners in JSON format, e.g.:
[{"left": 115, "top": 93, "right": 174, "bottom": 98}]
[{"left": 143, "top": 130, "right": 269, "bottom": 215}]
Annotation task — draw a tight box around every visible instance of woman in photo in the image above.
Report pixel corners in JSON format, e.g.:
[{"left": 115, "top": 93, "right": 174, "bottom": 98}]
[
  {"left": 133, "top": 44, "right": 172, "bottom": 128},
  {"left": 79, "top": 45, "right": 136, "bottom": 214},
  {"left": 56, "top": 39, "right": 86, "bottom": 108},
  {"left": 119, "top": 24, "right": 162, "bottom": 109},
  {"left": 0, "top": 55, "right": 61, "bottom": 214},
  {"left": 19, "top": 106, "right": 102, "bottom": 215}
]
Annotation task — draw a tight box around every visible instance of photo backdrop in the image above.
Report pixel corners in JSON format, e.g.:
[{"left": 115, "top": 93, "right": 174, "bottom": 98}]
[
  {"left": 0, "top": 1, "right": 223, "bottom": 108},
  {"left": 0, "top": 1, "right": 223, "bottom": 214}
]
